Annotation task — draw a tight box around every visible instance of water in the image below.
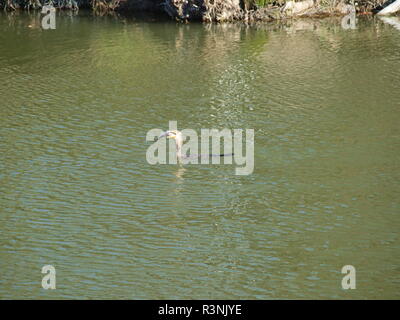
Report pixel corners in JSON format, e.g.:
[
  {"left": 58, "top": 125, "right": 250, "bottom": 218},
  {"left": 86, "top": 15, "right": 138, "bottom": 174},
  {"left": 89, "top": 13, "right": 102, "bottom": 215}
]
[{"left": 0, "top": 11, "right": 399, "bottom": 299}]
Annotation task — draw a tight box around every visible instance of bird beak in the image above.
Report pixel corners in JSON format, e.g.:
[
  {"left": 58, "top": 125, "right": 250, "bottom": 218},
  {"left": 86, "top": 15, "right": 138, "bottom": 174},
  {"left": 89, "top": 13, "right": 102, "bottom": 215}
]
[
  {"left": 158, "top": 131, "right": 175, "bottom": 140},
  {"left": 158, "top": 131, "right": 169, "bottom": 139},
  {"left": 159, "top": 131, "right": 177, "bottom": 140}
]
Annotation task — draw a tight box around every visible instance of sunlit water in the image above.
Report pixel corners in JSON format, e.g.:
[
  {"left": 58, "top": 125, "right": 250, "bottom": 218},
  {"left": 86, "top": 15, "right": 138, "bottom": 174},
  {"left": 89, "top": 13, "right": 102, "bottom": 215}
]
[{"left": 0, "top": 11, "right": 399, "bottom": 299}]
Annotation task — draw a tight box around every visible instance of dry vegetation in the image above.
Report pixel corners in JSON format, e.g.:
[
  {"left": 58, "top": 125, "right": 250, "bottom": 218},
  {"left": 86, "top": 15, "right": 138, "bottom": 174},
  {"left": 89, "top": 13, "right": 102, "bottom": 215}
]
[{"left": 0, "top": 0, "right": 395, "bottom": 20}]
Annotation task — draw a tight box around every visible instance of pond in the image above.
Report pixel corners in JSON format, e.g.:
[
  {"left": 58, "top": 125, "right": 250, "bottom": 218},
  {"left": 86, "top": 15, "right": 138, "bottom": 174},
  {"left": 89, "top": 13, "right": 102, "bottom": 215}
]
[{"left": 0, "top": 11, "right": 399, "bottom": 299}]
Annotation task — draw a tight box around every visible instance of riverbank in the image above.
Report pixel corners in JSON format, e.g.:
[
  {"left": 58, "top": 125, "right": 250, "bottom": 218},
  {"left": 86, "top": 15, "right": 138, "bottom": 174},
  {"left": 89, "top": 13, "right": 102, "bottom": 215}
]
[{"left": 1, "top": 0, "right": 399, "bottom": 22}]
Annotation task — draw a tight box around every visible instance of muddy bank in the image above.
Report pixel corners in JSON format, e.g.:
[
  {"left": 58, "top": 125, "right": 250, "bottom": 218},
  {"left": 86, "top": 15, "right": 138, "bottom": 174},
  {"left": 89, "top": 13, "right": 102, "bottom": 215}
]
[{"left": 1, "top": 0, "right": 399, "bottom": 21}]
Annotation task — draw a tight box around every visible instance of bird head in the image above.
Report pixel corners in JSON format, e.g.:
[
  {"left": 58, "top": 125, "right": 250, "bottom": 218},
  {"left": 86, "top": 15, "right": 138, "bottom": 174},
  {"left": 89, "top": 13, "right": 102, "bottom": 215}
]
[{"left": 158, "top": 130, "right": 180, "bottom": 140}]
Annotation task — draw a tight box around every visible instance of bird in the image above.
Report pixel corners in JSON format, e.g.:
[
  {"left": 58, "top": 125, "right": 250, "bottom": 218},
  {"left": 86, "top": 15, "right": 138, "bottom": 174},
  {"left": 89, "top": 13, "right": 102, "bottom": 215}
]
[{"left": 158, "top": 130, "right": 234, "bottom": 162}]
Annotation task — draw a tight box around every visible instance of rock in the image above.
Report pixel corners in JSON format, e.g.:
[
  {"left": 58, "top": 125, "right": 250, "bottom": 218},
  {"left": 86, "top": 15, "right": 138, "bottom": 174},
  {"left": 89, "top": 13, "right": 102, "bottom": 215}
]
[
  {"left": 377, "top": 0, "right": 400, "bottom": 15},
  {"left": 282, "top": 0, "right": 314, "bottom": 16}
]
